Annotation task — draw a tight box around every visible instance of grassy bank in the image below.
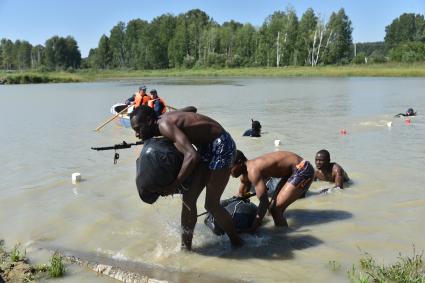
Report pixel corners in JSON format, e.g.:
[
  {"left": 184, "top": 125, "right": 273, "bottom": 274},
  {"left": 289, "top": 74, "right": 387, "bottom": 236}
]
[
  {"left": 0, "top": 71, "right": 82, "bottom": 84},
  {"left": 1, "top": 63, "right": 425, "bottom": 84},
  {"left": 0, "top": 241, "right": 65, "bottom": 282},
  {"left": 328, "top": 249, "right": 425, "bottom": 283},
  {"left": 348, "top": 251, "right": 425, "bottom": 282}
]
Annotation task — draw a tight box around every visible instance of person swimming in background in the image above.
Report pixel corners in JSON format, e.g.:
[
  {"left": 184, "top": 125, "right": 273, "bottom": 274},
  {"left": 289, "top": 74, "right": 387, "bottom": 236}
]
[
  {"left": 314, "top": 149, "right": 350, "bottom": 191},
  {"left": 394, "top": 108, "right": 417, "bottom": 117},
  {"left": 243, "top": 119, "right": 262, "bottom": 137}
]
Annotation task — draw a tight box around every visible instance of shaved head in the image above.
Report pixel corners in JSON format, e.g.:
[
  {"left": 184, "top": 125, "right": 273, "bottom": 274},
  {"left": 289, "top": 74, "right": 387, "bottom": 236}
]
[
  {"left": 316, "top": 149, "right": 330, "bottom": 161},
  {"left": 130, "top": 105, "right": 157, "bottom": 140}
]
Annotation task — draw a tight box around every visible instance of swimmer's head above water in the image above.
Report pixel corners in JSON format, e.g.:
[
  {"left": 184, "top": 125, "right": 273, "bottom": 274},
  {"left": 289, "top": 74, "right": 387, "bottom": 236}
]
[
  {"left": 251, "top": 119, "right": 262, "bottom": 137},
  {"left": 315, "top": 149, "right": 330, "bottom": 170},
  {"left": 406, "top": 108, "right": 416, "bottom": 116}
]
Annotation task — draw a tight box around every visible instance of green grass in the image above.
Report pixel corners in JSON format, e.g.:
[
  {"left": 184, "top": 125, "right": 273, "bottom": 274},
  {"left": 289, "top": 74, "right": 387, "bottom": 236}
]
[
  {"left": 74, "top": 63, "right": 425, "bottom": 79},
  {"left": 48, "top": 252, "right": 65, "bottom": 278},
  {"left": 1, "top": 63, "right": 425, "bottom": 84},
  {"left": 346, "top": 250, "right": 425, "bottom": 283},
  {"left": 9, "top": 243, "right": 26, "bottom": 262},
  {"left": 0, "top": 71, "right": 82, "bottom": 84},
  {"left": 0, "top": 241, "right": 66, "bottom": 281}
]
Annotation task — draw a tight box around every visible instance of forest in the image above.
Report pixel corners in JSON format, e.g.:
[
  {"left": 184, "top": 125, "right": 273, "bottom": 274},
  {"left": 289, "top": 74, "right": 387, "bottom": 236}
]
[{"left": 1, "top": 9, "right": 424, "bottom": 71}]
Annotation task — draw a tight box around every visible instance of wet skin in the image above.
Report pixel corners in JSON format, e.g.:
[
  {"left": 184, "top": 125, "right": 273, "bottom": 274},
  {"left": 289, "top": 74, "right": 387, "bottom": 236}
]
[
  {"left": 231, "top": 151, "right": 312, "bottom": 231},
  {"left": 131, "top": 108, "right": 242, "bottom": 250},
  {"left": 314, "top": 153, "right": 349, "bottom": 189}
]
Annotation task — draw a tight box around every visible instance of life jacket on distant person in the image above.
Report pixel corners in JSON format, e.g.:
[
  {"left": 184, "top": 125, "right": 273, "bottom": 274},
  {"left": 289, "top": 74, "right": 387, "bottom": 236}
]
[
  {"left": 148, "top": 97, "right": 167, "bottom": 114},
  {"left": 134, "top": 92, "right": 150, "bottom": 108},
  {"left": 147, "top": 89, "right": 167, "bottom": 115}
]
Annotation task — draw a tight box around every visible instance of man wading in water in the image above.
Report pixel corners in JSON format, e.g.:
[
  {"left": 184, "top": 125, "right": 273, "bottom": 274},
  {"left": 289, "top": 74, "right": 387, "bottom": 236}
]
[
  {"left": 130, "top": 105, "right": 242, "bottom": 250},
  {"left": 230, "top": 150, "right": 315, "bottom": 230},
  {"left": 314, "top": 149, "right": 350, "bottom": 191}
]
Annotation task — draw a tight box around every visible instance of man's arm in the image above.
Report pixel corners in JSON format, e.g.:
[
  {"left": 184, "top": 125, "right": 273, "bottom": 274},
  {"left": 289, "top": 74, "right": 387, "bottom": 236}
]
[
  {"left": 237, "top": 174, "right": 251, "bottom": 197},
  {"left": 333, "top": 165, "right": 346, "bottom": 189},
  {"left": 159, "top": 120, "right": 199, "bottom": 194},
  {"left": 125, "top": 94, "right": 135, "bottom": 105},
  {"left": 249, "top": 176, "right": 269, "bottom": 232}
]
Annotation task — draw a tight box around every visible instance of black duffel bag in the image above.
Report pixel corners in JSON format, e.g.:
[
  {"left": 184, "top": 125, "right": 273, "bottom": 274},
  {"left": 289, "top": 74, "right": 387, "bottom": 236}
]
[
  {"left": 204, "top": 196, "right": 258, "bottom": 235},
  {"left": 136, "top": 137, "right": 183, "bottom": 204}
]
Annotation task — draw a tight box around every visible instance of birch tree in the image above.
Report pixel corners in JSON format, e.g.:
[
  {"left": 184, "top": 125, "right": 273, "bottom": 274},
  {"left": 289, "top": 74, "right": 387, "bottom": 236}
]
[{"left": 323, "top": 9, "right": 353, "bottom": 64}]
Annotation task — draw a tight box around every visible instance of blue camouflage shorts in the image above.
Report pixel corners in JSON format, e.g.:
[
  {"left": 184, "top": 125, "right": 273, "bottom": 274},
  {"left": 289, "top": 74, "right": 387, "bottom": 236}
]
[
  {"left": 198, "top": 130, "right": 236, "bottom": 170},
  {"left": 287, "top": 160, "right": 314, "bottom": 192}
]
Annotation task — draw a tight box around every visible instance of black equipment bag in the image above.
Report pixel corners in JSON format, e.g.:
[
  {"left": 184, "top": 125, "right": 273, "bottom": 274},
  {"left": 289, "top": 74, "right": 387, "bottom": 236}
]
[
  {"left": 136, "top": 138, "right": 183, "bottom": 204},
  {"left": 204, "top": 196, "right": 258, "bottom": 235}
]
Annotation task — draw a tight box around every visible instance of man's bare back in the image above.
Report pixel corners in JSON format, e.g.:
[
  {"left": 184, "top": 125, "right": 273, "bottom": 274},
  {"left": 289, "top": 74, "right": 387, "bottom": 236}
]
[
  {"left": 245, "top": 151, "right": 304, "bottom": 184},
  {"left": 158, "top": 111, "right": 224, "bottom": 146},
  {"left": 130, "top": 105, "right": 242, "bottom": 249},
  {"left": 231, "top": 150, "right": 314, "bottom": 231}
]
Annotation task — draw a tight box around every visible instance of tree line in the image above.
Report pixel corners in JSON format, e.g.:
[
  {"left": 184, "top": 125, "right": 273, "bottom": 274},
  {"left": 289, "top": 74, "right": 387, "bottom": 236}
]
[
  {"left": 0, "top": 36, "right": 81, "bottom": 71},
  {"left": 1, "top": 9, "right": 424, "bottom": 71},
  {"left": 354, "top": 13, "right": 425, "bottom": 64}
]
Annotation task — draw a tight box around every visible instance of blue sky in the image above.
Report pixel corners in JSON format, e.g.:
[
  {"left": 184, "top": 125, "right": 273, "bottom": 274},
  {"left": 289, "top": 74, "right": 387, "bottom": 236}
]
[{"left": 0, "top": 0, "right": 424, "bottom": 57}]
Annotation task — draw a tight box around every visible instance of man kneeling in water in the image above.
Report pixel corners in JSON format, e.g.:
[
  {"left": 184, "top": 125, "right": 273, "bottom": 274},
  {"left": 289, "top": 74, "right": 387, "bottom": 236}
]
[
  {"left": 314, "top": 149, "right": 350, "bottom": 191},
  {"left": 130, "top": 105, "right": 242, "bottom": 250},
  {"left": 230, "top": 150, "right": 314, "bottom": 230}
]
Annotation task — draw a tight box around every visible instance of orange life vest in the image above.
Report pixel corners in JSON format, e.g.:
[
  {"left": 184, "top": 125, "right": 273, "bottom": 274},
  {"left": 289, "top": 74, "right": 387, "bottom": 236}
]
[
  {"left": 148, "top": 98, "right": 167, "bottom": 114},
  {"left": 134, "top": 92, "right": 150, "bottom": 108}
]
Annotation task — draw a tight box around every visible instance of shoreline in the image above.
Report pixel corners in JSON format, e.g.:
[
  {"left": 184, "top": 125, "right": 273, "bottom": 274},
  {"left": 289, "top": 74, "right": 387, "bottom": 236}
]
[
  {"left": 0, "top": 240, "right": 243, "bottom": 283},
  {"left": 1, "top": 64, "right": 425, "bottom": 84}
]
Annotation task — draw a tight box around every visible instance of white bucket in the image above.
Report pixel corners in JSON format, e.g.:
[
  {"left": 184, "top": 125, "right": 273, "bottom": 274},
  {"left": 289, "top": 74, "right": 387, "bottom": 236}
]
[
  {"left": 72, "top": 172, "right": 81, "bottom": 184},
  {"left": 274, "top": 140, "right": 281, "bottom": 147}
]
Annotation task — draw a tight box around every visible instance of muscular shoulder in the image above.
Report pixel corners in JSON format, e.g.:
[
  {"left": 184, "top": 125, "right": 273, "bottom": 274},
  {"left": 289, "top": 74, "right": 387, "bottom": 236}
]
[
  {"left": 246, "top": 160, "right": 263, "bottom": 183},
  {"left": 159, "top": 111, "right": 188, "bottom": 125},
  {"left": 332, "top": 163, "right": 347, "bottom": 177},
  {"left": 332, "top": 163, "right": 343, "bottom": 172}
]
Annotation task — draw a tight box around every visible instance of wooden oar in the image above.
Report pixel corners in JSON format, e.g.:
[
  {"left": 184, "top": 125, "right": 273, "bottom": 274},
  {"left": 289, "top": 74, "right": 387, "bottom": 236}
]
[
  {"left": 95, "top": 103, "right": 178, "bottom": 132},
  {"left": 94, "top": 104, "right": 131, "bottom": 132}
]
